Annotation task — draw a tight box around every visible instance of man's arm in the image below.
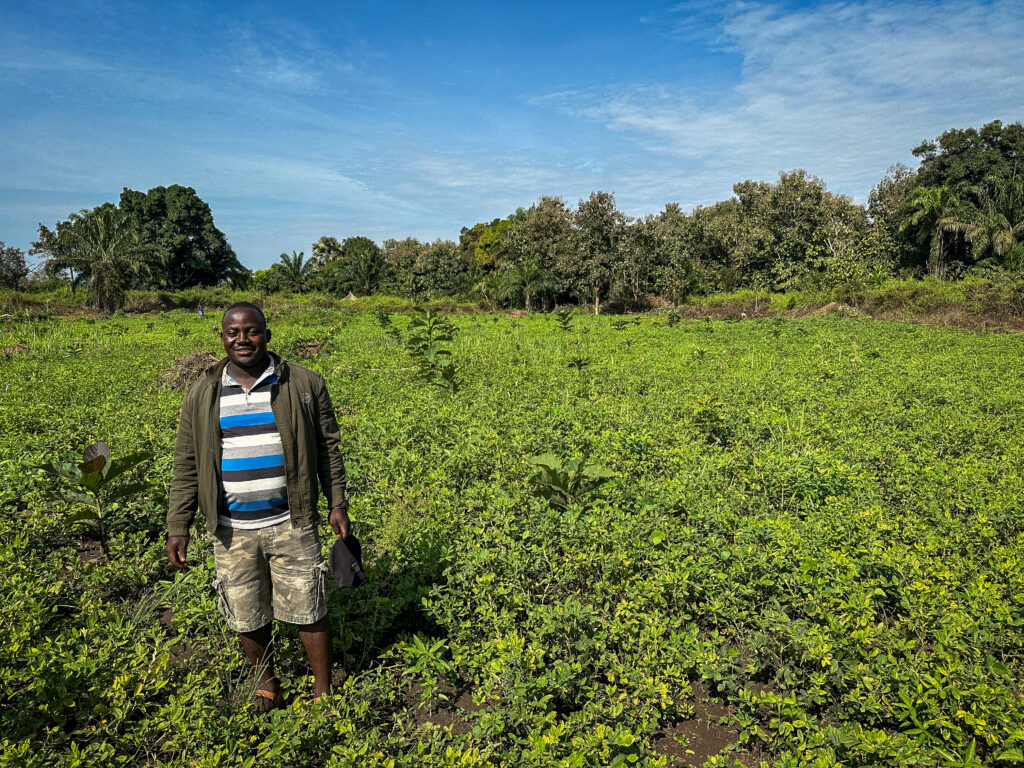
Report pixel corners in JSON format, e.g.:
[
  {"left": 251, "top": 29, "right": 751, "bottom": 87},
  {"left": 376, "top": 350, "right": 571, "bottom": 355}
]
[
  {"left": 313, "top": 374, "right": 350, "bottom": 538},
  {"left": 166, "top": 394, "right": 199, "bottom": 566}
]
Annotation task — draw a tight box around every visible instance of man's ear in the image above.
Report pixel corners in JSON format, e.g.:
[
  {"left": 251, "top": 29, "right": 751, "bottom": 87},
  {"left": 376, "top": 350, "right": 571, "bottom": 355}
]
[{"left": 265, "top": 328, "right": 272, "bottom": 343}]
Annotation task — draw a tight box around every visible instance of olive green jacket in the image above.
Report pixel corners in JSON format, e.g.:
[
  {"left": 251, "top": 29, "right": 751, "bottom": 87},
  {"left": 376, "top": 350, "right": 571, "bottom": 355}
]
[{"left": 167, "top": 354, "right": 347, "bottom": 537}]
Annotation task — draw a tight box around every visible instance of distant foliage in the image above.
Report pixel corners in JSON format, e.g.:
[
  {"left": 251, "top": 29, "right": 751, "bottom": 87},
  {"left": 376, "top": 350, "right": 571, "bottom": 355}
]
[{"left": 0, "top": 241, "right": 29, "bottom": 290}]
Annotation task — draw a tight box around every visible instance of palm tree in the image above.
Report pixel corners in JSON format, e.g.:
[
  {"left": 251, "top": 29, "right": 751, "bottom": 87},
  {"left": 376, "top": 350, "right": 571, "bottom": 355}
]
[
  {"left": 960, "top": 179, "right": 1024, "bottom": 268},
  {"left": 312, "top": 236, "right": 343, "bottom": 267},
  {"left": 500, "top": 258, "right": 556, "bottom": 312},
  {"left": 900, "top": 185, "right": 962, "bottom": 278},
  {"left": 341, "top": 242, "right": 385, "bottom": 295},
  {"left": 277, "top": 250, "right": 315, "bottom": 293},
  {"left": 961, "top": 205, "right": 1020, "bottom": 265},
  {"left": 472, "top": 271, "right": 503, "bottom": 310},
  {"left": 63, "top": 206, "right": 147, "bottom": 313}
]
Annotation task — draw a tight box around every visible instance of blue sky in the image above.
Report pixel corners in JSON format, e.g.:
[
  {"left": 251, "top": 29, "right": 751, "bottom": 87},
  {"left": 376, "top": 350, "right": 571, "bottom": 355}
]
[{"left": 1, "top": 0, "right": 1022, "bottom": 271}]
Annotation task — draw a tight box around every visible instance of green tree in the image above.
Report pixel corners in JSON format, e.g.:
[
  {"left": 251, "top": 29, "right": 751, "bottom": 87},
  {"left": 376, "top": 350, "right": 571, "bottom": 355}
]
[
  {"left": 460, "top": 218, "right": 515, "bottom": 269},
  {"left": 504, "top": 196, "right": 574, "bottom": 299},
  {"left": 914, "top": 120, "right": 1024, "bottom": 193},
  {"left": 381, "top": 238, "right": 425, "bottom": 296},
  {"left": 312, "top": 236, "right": 343, "bottom": 267},
  {"left": 0, "top": 242, "right": 29, "bottom": 290},
  {"left": 472, "top": 271, "right": 504, "bottom": 310},
  {"left": 958, "top": 184, "right": 1024, "bottom": 269},
  {"left": 868, "top": 163, "right": 921, "bottom": 272},
  {"left": 413, "top": 240, "right": 468, "bottom": 297},
  {"left": 275, "top": 250, "right": 316, "bottom": 293},
  {"left": 339, "top": 236, "right": 384, "bottom": 295},
  {"left": 569, "top": 191, "right": 626, "bottom": 314},
  {"left": 118, "top": 185, "right": 244, "bottom": 289},
  {"left": 613, "top": 216, "right": 661, "bottom": 304},
  {"left": 652, "top": 203, "right": 702, "bottom": 303},
  {"left": 500, "top": 258, "right": 556, "bottom": 311},
  {"left": 252, "top": 264, "right": 292, "bottom": 293},
  {"left": 41, "top": 206, "right": 148, "bottom": 313},
  {"left": 682, "top": 200, "right": 743, "bottom": 290},
  {"left": 899, "top": 185, "right": 963, "bottom": 278},
  {"left": 732, "top": 169, "right": 866, "bottom": 289}
]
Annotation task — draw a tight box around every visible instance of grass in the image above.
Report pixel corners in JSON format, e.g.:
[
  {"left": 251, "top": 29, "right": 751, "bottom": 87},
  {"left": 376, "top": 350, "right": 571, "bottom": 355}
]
[{"left": 1, "top": 308, "right": 1023, "bottom": 767}]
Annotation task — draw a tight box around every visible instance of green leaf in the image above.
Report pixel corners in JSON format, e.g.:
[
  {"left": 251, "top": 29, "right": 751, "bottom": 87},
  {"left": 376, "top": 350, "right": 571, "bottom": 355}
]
[
  {"left": 79, "top": 471, "right": 104, "bottom": 492},
  {"left": 65, "top": 508, "right": 99, "bottom": 526},
  {"left": 103, "top": 451, "right": 153, "bottom": 481},
  {"left": 107, "top": 481, "right": 150, "bottom": 501},
  {"left": 39, "top": 461, "right": 81, "bottom": 481},
  {"left": 613, "top": 731, "right": 636, "bottom": 747},
  {"left": 583, "top": 465, "right": 615, "bottom": 479},
  {"left": 997, "top": 747, "right": 1023, "bottom": 763},
  {"left": 650, "top": 529, "right": 666, "bottom": 545},
  {"left": 63, "top": 490, "right": 95, "bottom": 506},
  {"left": 528, "top": 453, "right": 562, "bottom": 471}
]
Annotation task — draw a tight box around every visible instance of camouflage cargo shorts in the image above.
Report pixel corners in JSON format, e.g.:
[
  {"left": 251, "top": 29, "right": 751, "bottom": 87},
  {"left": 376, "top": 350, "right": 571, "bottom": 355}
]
[{"left": 211, "top": 521, "right": 330, "bottom": 633}]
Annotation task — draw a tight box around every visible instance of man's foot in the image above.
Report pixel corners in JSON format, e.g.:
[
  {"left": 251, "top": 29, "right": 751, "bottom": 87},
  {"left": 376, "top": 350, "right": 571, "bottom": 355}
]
[
  {"left": 312, "top": 680, "right": 331, "bottom": 701},
  {"left": 253, "top": 678, "right": 282, "bottom": 713}
]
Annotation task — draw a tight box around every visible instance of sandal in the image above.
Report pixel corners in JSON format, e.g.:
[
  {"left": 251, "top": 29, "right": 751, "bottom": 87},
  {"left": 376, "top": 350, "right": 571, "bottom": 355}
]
[{"left": 253, "top": 688, "right": 284, "bottom": 711}]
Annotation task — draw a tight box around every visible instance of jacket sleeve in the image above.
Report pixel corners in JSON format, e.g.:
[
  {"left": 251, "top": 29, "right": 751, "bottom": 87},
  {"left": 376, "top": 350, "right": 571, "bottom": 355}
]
[
  {"left": 167, "top": 390, "right": 199, "bottom": 537},
  {"left": 314, "top": 374, "right": 347, "bottom": 509}
]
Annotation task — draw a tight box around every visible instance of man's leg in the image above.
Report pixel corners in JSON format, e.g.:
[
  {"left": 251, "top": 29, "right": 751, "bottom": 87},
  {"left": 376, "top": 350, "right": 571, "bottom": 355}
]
[
  {"left": 298, "top": 616, "right": 332, "bottom": 698},
  {"left": 239, "top": 622, "right": 279, "bottom": 712}
]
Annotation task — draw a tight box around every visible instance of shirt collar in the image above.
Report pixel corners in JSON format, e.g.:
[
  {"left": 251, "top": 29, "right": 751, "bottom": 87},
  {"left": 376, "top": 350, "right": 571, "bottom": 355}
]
[{"left": 222, "top": 353, "right": 278, "bottom": 388}]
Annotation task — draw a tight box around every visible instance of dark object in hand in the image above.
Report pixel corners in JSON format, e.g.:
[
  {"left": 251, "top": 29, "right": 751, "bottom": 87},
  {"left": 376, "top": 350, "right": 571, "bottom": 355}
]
[{"left": 330, "top": 534, "right": 368, "bottom": 588}]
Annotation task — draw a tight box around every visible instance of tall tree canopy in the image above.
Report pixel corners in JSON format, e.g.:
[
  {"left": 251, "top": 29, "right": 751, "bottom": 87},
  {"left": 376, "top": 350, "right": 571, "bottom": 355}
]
[
  {"left": 118, "top": 185, "right": 246, "bottom": 289},
  {"left": 914, "top": 120, "right": 1024, "bottom": 193}
]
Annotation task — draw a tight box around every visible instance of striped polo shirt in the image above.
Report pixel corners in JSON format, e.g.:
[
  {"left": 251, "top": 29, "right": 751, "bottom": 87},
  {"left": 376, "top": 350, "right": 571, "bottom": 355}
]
[{"left": 218, "top": 357, "right": 289, "bottom": 530}]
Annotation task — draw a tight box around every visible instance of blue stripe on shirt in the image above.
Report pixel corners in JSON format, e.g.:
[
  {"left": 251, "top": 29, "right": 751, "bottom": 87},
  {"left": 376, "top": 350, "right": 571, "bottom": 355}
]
[
  {"left": 226, "top": 497, "right": 288, "bottom": 512},
  {"left": 221, "top": 454, "right": 285, "bottom": 471},
  {"left": 220, "top": 412, "right": 277, "bottom": 428}
]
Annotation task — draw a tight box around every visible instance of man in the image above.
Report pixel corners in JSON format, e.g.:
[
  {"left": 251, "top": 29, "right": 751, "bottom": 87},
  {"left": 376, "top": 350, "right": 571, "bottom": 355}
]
[{"left": 166, "top": 301, "right": 350, "bottom": 711}]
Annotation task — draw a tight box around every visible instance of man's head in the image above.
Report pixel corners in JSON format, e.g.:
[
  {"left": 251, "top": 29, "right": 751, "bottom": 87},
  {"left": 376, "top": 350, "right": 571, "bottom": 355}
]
[{"left": 221, "top": 302, "right": 271, "bottom": 369}]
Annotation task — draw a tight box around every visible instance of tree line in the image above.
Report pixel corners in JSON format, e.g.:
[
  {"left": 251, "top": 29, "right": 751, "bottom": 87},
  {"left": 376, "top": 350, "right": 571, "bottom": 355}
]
[{"left": 7, "top": 120, "right": 1022, "bottom": 313}]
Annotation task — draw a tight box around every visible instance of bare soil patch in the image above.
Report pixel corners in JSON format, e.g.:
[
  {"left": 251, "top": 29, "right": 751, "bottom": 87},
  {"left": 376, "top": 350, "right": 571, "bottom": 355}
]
[
  {"left": 160, "top": 350, "right": 221, "bottom": 390},
  {"left": 291, "top": 339, "right": 327, "bottom": 359},
  {"left": 652, "top": 681, "right": 762, "bottom": 767},
  {"left": 1, "top": 344, "right": 27, "bottom": 359},
  {"left": 74, "top": 538, "right": 106, "bottom": 564}
]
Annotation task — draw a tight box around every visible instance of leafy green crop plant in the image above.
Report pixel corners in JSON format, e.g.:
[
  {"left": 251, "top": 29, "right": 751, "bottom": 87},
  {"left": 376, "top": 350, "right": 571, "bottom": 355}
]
[
  {"left": 404, "top": 309, "right": 461, "bottom": 393},
  {"left": 39, "top": 441, "right": 152, "bottom": 561},
  {"left": 527, "top": 453, "right": 615, "bottom": 510},
  {"left": 555, "top": 308, "right": 574, "bottom": 332}
]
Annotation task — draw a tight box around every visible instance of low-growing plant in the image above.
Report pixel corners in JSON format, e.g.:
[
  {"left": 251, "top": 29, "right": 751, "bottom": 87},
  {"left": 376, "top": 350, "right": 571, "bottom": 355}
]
[
  {"left": 527, "top": 453, "right": 615, "bottom": 510},
  {"left": 567, "top": 354, "right": 591, "bottom": 372},
  {"left": 555, "top": 309, "right": 574, "bottom": 332},
  {"left": 691, "top": 395, "right": 731, "bottom": 445},
  {"left": 38, "top": 441, "right": 152, "bottom": 561}
]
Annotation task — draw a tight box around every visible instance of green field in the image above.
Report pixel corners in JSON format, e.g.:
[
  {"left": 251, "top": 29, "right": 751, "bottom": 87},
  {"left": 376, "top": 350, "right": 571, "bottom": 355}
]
[{"left": 2, "top": 308, "right": 1023, "bottom": 767}]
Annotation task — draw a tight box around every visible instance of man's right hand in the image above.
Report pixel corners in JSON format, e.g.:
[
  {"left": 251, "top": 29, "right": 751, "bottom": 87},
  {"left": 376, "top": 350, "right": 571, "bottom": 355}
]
[{"left": 166, "top": 536, "right": 190, "bottom": 569}]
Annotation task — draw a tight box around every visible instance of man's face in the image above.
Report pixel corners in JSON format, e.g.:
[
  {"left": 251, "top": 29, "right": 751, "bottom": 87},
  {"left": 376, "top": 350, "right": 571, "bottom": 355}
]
[{"left": 221, "top": 308, "right": 271, "bottom": 368}]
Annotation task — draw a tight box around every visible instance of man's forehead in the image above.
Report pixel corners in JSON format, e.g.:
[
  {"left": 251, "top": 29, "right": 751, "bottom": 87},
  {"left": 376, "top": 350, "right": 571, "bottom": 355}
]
[{"left": 222, "top": 308, "right": 266, "bottom": 327}]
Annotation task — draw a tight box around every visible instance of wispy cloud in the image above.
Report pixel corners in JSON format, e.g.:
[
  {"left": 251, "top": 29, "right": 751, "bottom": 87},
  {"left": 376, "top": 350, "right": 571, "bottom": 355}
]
[{"left": 536, "top": 0, "right": 1024, "bottom": 204}]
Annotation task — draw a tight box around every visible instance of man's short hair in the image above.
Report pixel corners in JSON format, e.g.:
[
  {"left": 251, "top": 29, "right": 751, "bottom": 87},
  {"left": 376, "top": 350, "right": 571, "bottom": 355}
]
[{"left": 222, "top": 301, "right": 267, "bottom": 327}]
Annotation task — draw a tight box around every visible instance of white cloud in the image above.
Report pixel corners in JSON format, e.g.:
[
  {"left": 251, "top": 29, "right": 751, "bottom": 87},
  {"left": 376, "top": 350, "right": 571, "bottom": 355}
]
[{"left": 536, "top": 0, "right": 1024, "bottom": 206}]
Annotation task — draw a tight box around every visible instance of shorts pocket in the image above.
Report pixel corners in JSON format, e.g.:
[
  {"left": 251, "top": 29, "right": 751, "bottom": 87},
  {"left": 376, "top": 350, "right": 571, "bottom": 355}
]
[
  {"left": 211, "top": 576, "right": 233, "bottom": 621},
  {"left": 314, "top": 560, "right": 331, "bottom": 615}
]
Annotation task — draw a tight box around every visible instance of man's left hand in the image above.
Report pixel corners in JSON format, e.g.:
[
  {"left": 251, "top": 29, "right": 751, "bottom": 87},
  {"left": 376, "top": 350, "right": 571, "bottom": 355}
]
[{"left": 328, "top": 505, "right": 351, "bottom": 539}]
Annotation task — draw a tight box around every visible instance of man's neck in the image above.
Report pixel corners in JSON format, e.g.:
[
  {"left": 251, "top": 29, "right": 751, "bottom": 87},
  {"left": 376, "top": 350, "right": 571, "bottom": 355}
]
[{"left": 228, "top": 354, "right": 271, "bottom": 383}]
